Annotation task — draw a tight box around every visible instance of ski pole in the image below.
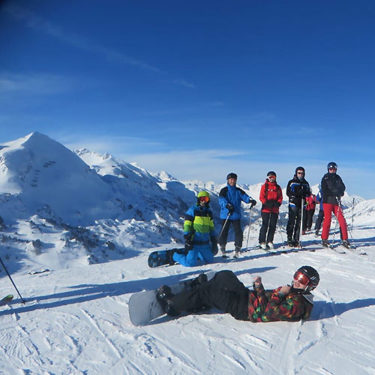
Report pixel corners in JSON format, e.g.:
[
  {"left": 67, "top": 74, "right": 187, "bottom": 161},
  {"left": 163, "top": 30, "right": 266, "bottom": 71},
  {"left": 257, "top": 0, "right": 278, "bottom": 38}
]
[
  {"left": 278, "top": 224, "right": 284, "bottom": 245},
  {"left": 331, "top": 213, "right": 338, "bottom": 247},
  {"left": 0, "top": 256, "right": 26, "bottom": 304},
  {"left": 336, "top": 197, "right": 353, "bottom": 241},
  {"left": 245, "top": 207, "right": 253, "bottom": 250},
  {"left": 351, "top": 197, "right": 355, "bottom": 234},
  {"left": 299, "top": 197, "right": 304, "bottom": 248},
  {"left": 218, "top": 212, "right": 231, "bottom": 243}
]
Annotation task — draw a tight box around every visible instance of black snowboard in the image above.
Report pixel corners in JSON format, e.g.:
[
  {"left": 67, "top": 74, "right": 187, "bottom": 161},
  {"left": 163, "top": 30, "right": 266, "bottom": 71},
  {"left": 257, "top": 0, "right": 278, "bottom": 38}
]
[{"left": 148, "top": 248, "right": 186, "bottom": 268}]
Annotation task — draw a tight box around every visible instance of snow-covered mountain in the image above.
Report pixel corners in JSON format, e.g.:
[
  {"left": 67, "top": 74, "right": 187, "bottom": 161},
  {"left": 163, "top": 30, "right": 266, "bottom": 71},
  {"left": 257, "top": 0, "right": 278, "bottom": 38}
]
[
  {"left": 0, "top": 132, "right": 374, "bottom": 374},
  {"left": 0, "top": 132, "right": 372, "bottom": 269}
]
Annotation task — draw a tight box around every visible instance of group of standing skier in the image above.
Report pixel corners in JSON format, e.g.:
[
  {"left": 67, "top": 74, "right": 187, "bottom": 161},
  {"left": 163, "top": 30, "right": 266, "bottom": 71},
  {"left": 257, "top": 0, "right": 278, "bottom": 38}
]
[
  {"left": 174, "top": 161, "right": 351, "bottom": 267},
  {"left": 154, "top": 161, "right": 350, "bottom": 324}
]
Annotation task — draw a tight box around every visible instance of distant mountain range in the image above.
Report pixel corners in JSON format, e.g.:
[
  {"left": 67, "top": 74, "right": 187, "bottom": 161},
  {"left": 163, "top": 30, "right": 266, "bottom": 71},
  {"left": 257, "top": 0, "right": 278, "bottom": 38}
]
[{"left": 0, "top": 132, "right": 373, "bottom": 269}]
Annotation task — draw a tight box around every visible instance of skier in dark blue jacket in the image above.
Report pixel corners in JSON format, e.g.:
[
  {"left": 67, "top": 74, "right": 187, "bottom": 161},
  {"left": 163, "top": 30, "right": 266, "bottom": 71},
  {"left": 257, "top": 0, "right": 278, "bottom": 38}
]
[
  {"left": 286, "top": 167, "right": 311, "bottom": 247},
  {"left": 218, "top": 173, "right": 256, "bottom": 257}
]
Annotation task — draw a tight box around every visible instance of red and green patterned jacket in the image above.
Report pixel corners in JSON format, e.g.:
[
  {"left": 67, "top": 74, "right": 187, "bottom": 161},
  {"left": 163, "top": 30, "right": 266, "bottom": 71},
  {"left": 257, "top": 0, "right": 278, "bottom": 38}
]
[{"left": 247, "top": 283, "right": 313, "bottom": 322}]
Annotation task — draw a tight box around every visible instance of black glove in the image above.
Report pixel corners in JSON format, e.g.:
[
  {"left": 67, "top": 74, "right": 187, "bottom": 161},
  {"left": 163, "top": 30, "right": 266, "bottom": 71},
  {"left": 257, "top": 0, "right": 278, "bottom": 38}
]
[
  {"left": 210, "top": 236, "right": 218, "bottom": 255},
  {"left": 264, "top": 200, "right": 275, "bottom": 209},
  {"left": 226, "top": 203, "right": 234, "bottom": 214},
  {"left": 184, "top": 233, "right": 194, "bottom": 251},
  {"left": 249, "top": 199, "right": 256, "bottom": 208}
]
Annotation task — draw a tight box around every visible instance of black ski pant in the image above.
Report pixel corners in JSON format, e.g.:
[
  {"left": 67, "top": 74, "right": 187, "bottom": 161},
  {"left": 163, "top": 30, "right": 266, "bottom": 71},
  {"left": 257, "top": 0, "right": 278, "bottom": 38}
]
[
  {"left": 258, "top": 212, "right": 278, "bottom": 244},
  {"left": 303, "top": 210, "right": 315, "bottom": 231},
  {"left": 169, "top": 270, "right": 250, "bottom": 321},
  {"left": 287, "top": 205, "right": 302, "bottom": 242},
  {"left": 315, "top": 209, "right": 324, "bottom": 233},
  {"left": 219, "top": 219, "right": 243, "bottom": 249}
]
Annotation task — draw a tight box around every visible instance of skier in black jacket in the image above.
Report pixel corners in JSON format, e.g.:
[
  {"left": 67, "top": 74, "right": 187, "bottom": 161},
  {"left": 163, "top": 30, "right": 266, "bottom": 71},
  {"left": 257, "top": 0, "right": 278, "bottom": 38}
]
[
  {"left": 286, "top": 167, "right": 311, "bottom": 247},
  {"left": 320, "top": 162, "right": 350, "bottom": 248}
]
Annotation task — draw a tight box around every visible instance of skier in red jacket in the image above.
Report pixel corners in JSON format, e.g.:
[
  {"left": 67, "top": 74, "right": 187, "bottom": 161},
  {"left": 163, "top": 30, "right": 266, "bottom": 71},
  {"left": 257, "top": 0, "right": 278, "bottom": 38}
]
[{"left": 258, "top": 171, "right": 283, "bottom": 250}]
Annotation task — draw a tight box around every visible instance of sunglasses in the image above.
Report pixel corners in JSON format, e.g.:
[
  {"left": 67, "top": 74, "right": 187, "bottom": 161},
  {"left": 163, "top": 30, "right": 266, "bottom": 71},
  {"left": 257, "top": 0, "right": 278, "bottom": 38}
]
[
  {"left": 297, "top": 172, "right": 304, "bottom": 175},
  {"left": 199, "top": 196, "right": 210, "bottom": 203},
  {"left": 293, "top": 271, "right": 310, "bottom": 286}
]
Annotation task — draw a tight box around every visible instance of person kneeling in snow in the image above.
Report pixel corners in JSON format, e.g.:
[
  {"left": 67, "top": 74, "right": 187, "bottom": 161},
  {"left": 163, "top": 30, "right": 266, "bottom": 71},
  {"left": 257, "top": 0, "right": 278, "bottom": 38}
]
[
  {"left": 172, "top": 191, "right": 218, "bottom": 267},
  {"left": 157, "top": 266, "right": 319, "bottom": 322}
]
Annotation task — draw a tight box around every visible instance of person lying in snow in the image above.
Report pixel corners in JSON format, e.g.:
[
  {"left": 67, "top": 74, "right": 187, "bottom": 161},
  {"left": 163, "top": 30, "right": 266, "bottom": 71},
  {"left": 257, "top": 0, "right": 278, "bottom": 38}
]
[{"left": 156, "top": 266, "right": 319, "bottom": 322}]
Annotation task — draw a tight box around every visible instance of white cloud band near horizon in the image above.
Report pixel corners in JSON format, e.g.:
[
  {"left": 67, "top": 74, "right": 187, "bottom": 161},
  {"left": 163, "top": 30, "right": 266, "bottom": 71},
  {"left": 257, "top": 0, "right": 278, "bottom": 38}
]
[{"left": 60, "top": 133, "right": 375, "bottom": 199}]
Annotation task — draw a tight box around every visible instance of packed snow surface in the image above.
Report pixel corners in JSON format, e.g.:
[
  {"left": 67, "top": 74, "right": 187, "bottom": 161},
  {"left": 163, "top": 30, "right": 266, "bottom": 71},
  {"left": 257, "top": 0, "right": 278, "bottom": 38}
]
[{"left": 0, "top": 133, "right": 374, "bottom": 374}]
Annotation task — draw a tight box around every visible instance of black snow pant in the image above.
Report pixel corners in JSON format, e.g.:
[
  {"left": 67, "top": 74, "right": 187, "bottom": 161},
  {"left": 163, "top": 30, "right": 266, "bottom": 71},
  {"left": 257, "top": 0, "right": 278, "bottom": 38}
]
[
  {"left": 287, "top": 205, "right": 302, "bottom": 242},
  {"left": 303, "top": 210, "right": 315, "bottom": 231},
  {"left": 169, "top": 271, "right": 250, "bottom": 321},
  {"left": 219, "top": 219, "right": 243, "bottom": 249},
  {"left": 258, "top": 212, "right": 278, "bottom": 244}
]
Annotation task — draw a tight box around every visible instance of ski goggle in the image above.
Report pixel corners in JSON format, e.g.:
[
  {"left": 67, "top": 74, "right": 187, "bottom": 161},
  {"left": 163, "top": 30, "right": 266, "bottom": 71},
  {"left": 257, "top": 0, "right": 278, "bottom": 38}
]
[
  {"left": 199, "top": 196, "right": 210, "bottom": 203},
  {"left": 297, "top": 171, "right": 304, "bottom": 175},
  {"left": 329, "top": 167, "right": 337, "bottom": 171},
  {"left": 268, "top": 175, "right": 276, "bottom": 179},
  {"left": 293, "top": 271, "right": 310, "bottom": 286}
]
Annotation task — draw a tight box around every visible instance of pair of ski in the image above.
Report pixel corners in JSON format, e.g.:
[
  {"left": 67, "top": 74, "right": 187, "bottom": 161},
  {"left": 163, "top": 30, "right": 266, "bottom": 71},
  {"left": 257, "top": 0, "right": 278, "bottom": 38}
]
[{"left": 326, "top": 243, "right": 366, "bottom": 256}]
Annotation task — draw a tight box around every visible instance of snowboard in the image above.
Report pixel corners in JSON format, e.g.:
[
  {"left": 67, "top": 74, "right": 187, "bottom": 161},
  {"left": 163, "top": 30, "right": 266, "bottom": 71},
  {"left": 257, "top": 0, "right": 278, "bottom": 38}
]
[
  {"left": 148, "top": 247, "right": 185, "bottom": 268},
  {"left": 0, "top": 294, "right": 13, "bottom": 306},
  {"left": 128, "top": 271, "right": 216, "bottom": 326}
]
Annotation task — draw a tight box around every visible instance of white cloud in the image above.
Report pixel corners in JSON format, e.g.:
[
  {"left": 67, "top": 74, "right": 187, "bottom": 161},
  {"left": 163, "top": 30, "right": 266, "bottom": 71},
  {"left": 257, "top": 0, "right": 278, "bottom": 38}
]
[{"left": 0, "top": 73, "right": 73, "bottom": 95}]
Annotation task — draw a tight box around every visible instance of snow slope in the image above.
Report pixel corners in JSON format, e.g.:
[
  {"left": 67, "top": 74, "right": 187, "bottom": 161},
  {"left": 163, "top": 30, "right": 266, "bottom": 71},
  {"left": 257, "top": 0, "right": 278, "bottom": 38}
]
[{"left": 0, "top": 133, "right": 374, "bottom": 374}]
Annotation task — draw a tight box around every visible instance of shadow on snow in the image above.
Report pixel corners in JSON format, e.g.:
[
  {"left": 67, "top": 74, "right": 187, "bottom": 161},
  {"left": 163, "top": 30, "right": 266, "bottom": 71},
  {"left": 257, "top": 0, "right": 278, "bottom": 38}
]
[
  {"left": 310, "top": 298, "right": 375, "bottom": 320},
  {"left": 0, "top": 267, "right": 275, "bottom": 317}
]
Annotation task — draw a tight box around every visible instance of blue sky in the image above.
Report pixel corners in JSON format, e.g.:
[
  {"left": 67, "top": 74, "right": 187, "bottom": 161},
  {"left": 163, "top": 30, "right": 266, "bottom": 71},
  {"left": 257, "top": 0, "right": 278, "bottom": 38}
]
[{"left": 0, "top": 0, "right": 374, "bottom": 198}]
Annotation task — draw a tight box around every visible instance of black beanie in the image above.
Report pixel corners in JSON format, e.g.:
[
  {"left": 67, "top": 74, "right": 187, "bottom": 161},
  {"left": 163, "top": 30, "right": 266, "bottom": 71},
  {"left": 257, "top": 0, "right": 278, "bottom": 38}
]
[{"left": 226, "top": 172, "right": 237, "bottom": 180}]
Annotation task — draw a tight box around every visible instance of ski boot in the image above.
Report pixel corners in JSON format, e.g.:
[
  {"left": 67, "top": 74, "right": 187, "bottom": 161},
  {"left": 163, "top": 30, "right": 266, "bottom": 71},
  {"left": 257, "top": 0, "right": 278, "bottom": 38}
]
[
  {"left": 220, "top": 245, "right": 228, "bottom": 258},
  {"left": 322, "top": 240, "right": 329, "bottom": 248},
  {"left": 233, "top": 246, "right": 241, "bottom": 258},
  {"left": 259, "top": 243, "right": 267, "bottom": 250},
  {"left": 342, "top": 240, "right": 351, "bottom": 249},
  {"left": 167, "top": 251, "right": 176, "bottom": 265},
  {"left": 267, "top": 242, "right": 274, "bottom": 250},
  {"left": 294, "top": 240, "right": 301, "bottom": 248}
]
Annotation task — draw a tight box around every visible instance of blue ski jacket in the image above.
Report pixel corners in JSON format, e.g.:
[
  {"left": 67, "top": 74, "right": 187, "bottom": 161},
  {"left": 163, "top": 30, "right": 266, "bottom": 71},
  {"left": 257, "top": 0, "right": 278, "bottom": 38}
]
[{"left": 219, "top": 184, "right": 252, "bottom": 220}]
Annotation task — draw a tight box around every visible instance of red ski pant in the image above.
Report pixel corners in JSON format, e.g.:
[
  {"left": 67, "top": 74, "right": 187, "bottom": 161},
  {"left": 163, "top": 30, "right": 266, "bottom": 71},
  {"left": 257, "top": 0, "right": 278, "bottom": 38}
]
[{"left": 321, "top": 203, "right": 348, "bottom": 240}]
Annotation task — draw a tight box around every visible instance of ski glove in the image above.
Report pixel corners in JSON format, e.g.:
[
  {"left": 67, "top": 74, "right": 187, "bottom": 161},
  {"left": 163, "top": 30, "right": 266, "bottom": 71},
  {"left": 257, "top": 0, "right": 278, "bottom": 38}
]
[
  {"left": 249, "top": 199, "right": 257, "bottom": 208},
  {"left": 264, "top": 200, "right": 278, "bottom": 209},
  {"left": 226, "top": 203, "right": 234, "bottom": 214},
  {"left": 184, "top": 233, "right": 194, "bottom": 251},
  {"left": 210, "top": 236, "right": 218, "bottom": 255}
]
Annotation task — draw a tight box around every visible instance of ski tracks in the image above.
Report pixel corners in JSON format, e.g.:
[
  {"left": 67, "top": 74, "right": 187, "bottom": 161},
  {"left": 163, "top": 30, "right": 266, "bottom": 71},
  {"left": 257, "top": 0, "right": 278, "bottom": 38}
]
[{"left": 80, "top": 308, "right": 122, "bottom": 360}]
